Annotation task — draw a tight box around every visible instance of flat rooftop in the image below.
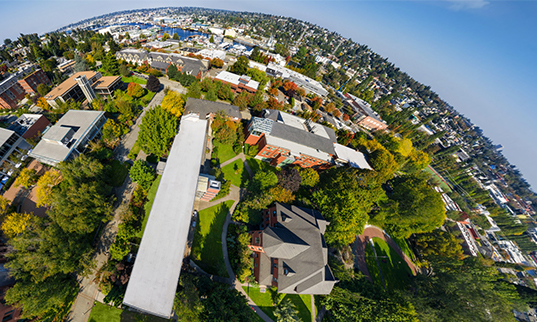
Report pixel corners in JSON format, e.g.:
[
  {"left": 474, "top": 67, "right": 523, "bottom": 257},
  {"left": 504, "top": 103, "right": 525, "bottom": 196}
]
[{"left": 123, "top": 114, "right": 208, "bottom": 319}]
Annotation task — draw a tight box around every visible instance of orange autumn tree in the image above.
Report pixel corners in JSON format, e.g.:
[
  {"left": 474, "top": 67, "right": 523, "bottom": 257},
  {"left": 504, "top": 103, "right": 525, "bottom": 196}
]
[{"left": 126, "top": 82, "right": 144, "bottom": 99}]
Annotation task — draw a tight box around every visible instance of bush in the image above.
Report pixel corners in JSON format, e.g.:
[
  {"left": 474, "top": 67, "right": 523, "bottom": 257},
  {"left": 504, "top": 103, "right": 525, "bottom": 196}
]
[
  {"left": 129, "top": 160, "right": 155, "bottom": 190},
  {"left": 247, "top": 145, "right": 259, "bottom": 157}
]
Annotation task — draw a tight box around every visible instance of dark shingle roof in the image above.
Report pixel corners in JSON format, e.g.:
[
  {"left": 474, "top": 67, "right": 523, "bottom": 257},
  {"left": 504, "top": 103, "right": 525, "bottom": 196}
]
[
  {"left": 260, "top": 203, "right": 336, "bottom": 295},
  {"left": 184, "top": 98, "right": 241, "bottom": 119},
  {"left": 150, "top": 61, "right": 170, "bottom": 71}
]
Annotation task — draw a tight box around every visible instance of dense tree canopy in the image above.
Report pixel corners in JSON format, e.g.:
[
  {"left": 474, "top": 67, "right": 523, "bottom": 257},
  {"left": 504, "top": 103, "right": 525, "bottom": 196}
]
[{"left": 138, "top": 105, "right": 178, "bottom": 157}]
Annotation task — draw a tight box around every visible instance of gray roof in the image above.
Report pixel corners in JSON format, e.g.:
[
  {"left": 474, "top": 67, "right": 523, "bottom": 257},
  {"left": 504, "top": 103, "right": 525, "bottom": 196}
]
[
  {"left": 123, "top": 114, "right": 208, "bottom": 319},
  {"left": 260, "top": 203, "right": 336, "bottom": 295},
  {"left": 0, "top": 128, "right": 15, "bottom": 147},
  {"left": 270, "top": 122, "right": 336, "bottom": 156},
  {"left": 29, "top": 110, "right": 105, "bottom": 165},
  {"left": 184, "top": 98, "right": 241, "bottom": 120},
  {"left": 150, "top": 61, "right": 170, "bottom": 71}
]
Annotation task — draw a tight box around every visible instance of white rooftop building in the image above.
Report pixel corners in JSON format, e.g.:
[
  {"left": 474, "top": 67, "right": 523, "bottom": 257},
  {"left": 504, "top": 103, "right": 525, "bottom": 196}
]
[{"left": 123, "top": 114, "right": 208, "bottom": 319}]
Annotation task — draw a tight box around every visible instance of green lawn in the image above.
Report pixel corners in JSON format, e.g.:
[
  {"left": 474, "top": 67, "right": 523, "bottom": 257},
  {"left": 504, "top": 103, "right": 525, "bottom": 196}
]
[
  {"left": 191, "top": 200, "right": 234, "bottom": 277},
  {"left": 137, "top": 175, "right": 162, "bottom": 239},
  {"left": 246, "top": 157, "right": 278, "bottom": 174},
  {"left": 128, "top": 140, "right": 142, "bottom": 160},
  {"left": 423, "top": 165, "right": 452, "bottom": 193},
  {"left": 122, "top": 76, "right": 147, "bottom": 85},
  {"left": 213, "top": 140, "right": 237, "bottom": 163},
  {"left": 221, "top": 159, "right": 248, "bottom": 187},
  {"left": 242, "top": 286, "right": 313, "bottom": 322},
  {"left": 88, "top": 302, "right": 169, "bottom": 322},
  {"left": 371, "top": 237, "right": 412, "bottom": 290},
  {"left": 365, "top": 242, "right": 382, "bottom": 286},
  {"left": 393, "top": 236, "right": 415, "bottom": 261},
  {"left": 105, "top": 160, "right": 129, "bottom": 187}
]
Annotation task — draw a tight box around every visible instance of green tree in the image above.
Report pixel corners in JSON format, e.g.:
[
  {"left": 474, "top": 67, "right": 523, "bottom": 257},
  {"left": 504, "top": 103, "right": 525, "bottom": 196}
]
[
  {"left": 187, "top": 81, "right": 202, "bottom": 99},
  {"left": 138, "top": 105, "right": 178, "bottom": 156},
  {"left": 248, "top": 171, "right": 278, "bottom": 193},
  {"left": 299, "top": 167, "right": 320, "bottom": 188},
  {"left": 130, "top": 160, "right": 155, "bottom": 191},
  {"left": 73, "top": 54, "right": 87, "bottom": 73},
  {"left": 103, "top": 52, "right": 119, "bottom": 75},
  {"left": 274, "top": 299, "right": 300, "bottom": 322},
  {"left": 381, "top": 174, "right": 446, "bottom": 238},
  {"left": 119, "top": 63, "right": 130, "bottom": 77},
  {"left": 229, "top": 56, "right": 249, "bottom": 75},
  {"left": 205, "top": 88, "right": 217, "bottom": 101},
  {"left": 146, "top": 75, "right": 161, "bottom": 92},
  {"left": 173, "top": 32, "right": 180, "bottom": 40},
  {"left": 209, "top": 35, "right": 214, "bottom": 43},
  {"left": 36, "top": 83, "right": 51, "bottom": 97},
  {"left": 13, "top": 168, "right": 37, "bottom": 189}
]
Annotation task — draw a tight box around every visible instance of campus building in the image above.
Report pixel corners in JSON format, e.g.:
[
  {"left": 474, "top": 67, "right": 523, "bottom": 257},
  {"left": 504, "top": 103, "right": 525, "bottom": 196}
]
[
  {"left": 7, "top": 114, "right": 50, "bottom": 139},
  {"left": 265, "top": 62, "right": 328, "bottom": 97},
  {"left": 245, "top": 110, "right": 337, "bottom": 169},
  {"left": 44, "top": 71, "right": 123, "bottom": 107},
  {"left": 248, "top": 203, "right": 337, "bottom": 294},
  {"left": 115, "top": 49, "right": 207, "bottom": 78},
  {"left": 338, "top": 92, "right": 388, "bottom": 131},
  {"left": 214, "top": 71, "right": 259, "bottom": 94},
  {"left": 0, "top": 75, "right": 26, "bottom": 109},
  {"left": 17, "top": 69, "right": 51, "bottom": 94},
  {"left": 0, "top": 128, "right": 31, "bottom": 177},
  {"left": 29, "top": 110, "right": 106, "bottom": 166}
]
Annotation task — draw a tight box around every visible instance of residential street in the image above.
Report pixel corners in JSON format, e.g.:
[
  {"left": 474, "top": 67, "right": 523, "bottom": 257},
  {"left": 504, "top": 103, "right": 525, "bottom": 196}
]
[{"left": 66, "top": 90, "right": 164, "bottom": 322}]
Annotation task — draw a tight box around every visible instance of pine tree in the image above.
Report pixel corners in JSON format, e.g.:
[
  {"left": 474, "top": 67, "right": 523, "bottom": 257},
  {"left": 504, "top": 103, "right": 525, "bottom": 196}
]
[{"left": 146, "top": 75, "right": 161, "bottom": 92}]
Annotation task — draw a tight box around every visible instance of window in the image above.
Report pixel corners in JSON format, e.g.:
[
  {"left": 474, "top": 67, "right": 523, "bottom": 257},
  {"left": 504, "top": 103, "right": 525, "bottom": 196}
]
[
  {"left": 2, "top": 310, "right": 14, "bottom": 322},
  {"left": 255, "top": 237, "right": 260, "bottom": 244}
]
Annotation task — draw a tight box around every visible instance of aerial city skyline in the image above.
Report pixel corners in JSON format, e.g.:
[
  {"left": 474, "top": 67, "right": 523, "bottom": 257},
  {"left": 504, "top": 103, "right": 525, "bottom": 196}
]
[{"left": 2, "top": 0, "right": 537, "bottom": 189}]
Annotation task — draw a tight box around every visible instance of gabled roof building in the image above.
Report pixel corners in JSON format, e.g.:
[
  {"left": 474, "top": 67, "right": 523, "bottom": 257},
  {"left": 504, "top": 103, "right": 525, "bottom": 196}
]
[
  {"left": 116, "top": 49, "right": 207, "bottom": 78},
  {"left": 249, "top": 203, "right": 337, "bottom": 294}
]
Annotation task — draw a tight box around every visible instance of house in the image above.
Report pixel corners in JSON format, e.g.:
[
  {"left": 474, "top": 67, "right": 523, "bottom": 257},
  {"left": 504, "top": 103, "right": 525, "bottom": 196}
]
[
  {"left": 29, "top": 110, "right": 106, "bottom": 166},
  {"left": 249, "top": 203, "right": 337, "bottom": 294},
  {"left": 338, "top": 92, "right": 388, "bottom": 131},
  {"left": 214, "top": 71, "right": 259, "bottom": 94},
  {"left": 7, "top": 114, "right": 50, "bottom": 139},
  {"left": 245, "top": 110, "right": 337, "bottom": 169},
  {"left": 57, "top": 60, "right": 75, "bottom": 73},
  {"left": 44, "top": 71, "right": 123, "bottom": 107},
  {"left": 17, "top": 68, "right": 51, "bottom": 94},
  {"left": 0, "top": 128, "right": 31, "bottom": 177},
  {"left": 0, "top": 75, "right": 26, "bottom": 109},
  {"left": 116, "top": 49, "right": 207, "bottom": 78},
  {"left": 184, "top": 97, "right": 241, "bottom": 121}
]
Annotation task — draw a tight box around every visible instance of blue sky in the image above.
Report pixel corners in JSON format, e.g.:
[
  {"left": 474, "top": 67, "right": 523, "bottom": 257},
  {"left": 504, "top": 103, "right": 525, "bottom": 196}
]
[{"left": 2, "top": 0, "right": 536, "bottom": 189}]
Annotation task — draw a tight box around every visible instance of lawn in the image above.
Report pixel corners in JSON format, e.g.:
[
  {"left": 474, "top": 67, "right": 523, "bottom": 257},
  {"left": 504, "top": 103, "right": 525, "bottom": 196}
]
[
  {"left": 424, "top": 165, "right": 452, "bottom": 193},
  {"left": 128, "top": 140, "right": 142, "bottom": 160},
  {"left": 105, "top": 160, "right": 129, "bottom": 187},
  {"left": 372, "top": 237, "right": 412, "bottom": 290},
  {"left": 393, "top": 236, "right": 415, "bottom": 261},
  {"left": 365, "top": 242, "right": 382, "bottom": 286},
  {"left": 242, "top": 286, "right": 313, "bottom": 322},
  {"left": 246, "top": 157, "right": 278, "bottom": 174},
  {"left": 88, "top": 302, "right": 169, "bottom": 322},
  {"left": 122, "top": 76, "right": 147, "bottom": 85},
  {"left": 213, "top": 140, "right": 237, "bottom": 163},
  {"left": 137, "top": 175, "right": 162, "bottom": 239},
  {"left": 191, "top": 200, "right": 235, "bottom": 277},
  {"left": 221, "top": 159, "right": 249, "bottom": 187}
]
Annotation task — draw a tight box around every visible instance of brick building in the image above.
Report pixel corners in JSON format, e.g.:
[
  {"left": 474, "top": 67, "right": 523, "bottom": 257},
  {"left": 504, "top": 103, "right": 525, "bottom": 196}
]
[
  {"left": 0, "top": 75, "right": 26, "bottom": 109},
  {"left": 214, "top": 71, "right": 259, "bottom": 94},
  {"left": 17, "top": 68, "right": 51, "bottom": 94},
  {"left": 338, "top": 92, "right": 388, "bottom": 131},
  {"left": 245, "top": 110, "right": 337, "bottom": 169},
  {"left": 248, "top": 203, "right": 336, "bottom": 294}
]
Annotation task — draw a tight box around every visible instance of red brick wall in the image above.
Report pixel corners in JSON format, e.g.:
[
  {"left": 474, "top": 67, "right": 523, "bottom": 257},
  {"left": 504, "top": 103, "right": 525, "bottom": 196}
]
[
  {"left": 0, "top": 286, "right": 21, "bottom": 322},
  {"left": 0, "top": 83, "right": 26, "bottom": 109},
  {"left": 22, "top": 115, "right": 50, "bottom": 139},
  {"left": 18, "top": 69, "right": 51, "bottom": 94}
]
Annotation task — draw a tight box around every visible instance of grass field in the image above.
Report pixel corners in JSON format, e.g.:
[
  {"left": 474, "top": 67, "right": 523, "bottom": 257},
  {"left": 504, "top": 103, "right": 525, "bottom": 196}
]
[
  {"left": 424, "top": 165, "right": 452, "bottom": 193},
  {"left": 365, "top": 242, "right": 382, "bottom": 286},
  {"left": 246, "top": 157, "right": 278, "bottom": 174},
  {"left": 191, "top": 200, "right": 234, "bottom": 277},
  {"left": 393, "top": 236, "right": 415, "bottom": 261},
  {"left": 221, "top": 159, "right": 248, "bottom": 187},
  {"left": 122, "top": 76, "right": 147, "bottom": 85},
  {"left": 213, "top": 140, "right": 237, "bottom": 163},
  {"left": 372, "top": 237, "right": 412, "bottom": 290},
  {"left": 88, "top": 302, "right": 169, "bottom": 322},
  {"left": 242, "top": 286, "right": 313, "bottom": 322},
  {"left": 137, "top": 175, "right": 162, "bottom": 239}
]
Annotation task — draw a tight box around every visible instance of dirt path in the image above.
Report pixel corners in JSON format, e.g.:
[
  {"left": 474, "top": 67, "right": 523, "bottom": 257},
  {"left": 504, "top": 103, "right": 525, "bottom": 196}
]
[{"left": 354, "top": 225, "right": 419, "bottom": 282}]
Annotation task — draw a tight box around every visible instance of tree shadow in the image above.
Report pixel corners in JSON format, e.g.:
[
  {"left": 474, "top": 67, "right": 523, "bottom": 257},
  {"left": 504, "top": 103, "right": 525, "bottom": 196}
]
[
  {"left": 195, "top": 203, "right": 230, "bottom": 278},
  {"left": 374, "top": 241, "right": 411, "bottom": 290}
]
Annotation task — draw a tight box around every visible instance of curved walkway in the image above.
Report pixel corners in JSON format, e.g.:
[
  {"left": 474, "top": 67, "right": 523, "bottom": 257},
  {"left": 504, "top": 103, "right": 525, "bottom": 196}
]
[
  {"left": 354, "top": 225, "right": 419, "bottom": 282},
  {"left": 217, "top": 153, "right": 254, "bottom": 179}
]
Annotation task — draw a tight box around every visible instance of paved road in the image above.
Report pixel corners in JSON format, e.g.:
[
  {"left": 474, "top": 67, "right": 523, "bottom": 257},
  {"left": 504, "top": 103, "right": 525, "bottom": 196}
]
[
  {"left": 158, "top": 77, "right": 187, "bottom": 94},
  {"left": 67, "top": 91, "right": 164, "bottom": 322}
]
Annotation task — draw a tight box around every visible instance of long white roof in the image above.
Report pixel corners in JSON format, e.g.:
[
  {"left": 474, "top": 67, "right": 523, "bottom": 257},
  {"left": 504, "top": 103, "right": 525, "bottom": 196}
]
[
  {"left": 123, "top": 114, "right": 208, "bottom": 318},
  {"left": 333, "top": 143, "right": 372, "bottom": 170}
]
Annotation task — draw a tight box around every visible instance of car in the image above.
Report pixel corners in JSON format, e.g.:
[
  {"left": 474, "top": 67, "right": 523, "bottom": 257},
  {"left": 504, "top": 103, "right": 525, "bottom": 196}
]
[
  {"left": 192, "top": 221, "right": 196, "bottom": 227},
  {"left": 193, "top": 210, "right": 198, "bottom": 217}
]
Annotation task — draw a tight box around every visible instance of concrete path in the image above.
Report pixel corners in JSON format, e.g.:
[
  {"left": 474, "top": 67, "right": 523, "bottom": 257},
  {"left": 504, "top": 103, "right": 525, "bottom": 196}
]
[
  {"left": 114, "top": 90, "right": 165, "bottom": 162},
  {"left": 311, "top": 295, "right": 315, "bottom": 322},
  {"left": 158, "top": 77, "right": 187, "bottom": 94},
  {"left": 354, "top": 225, "right": 419, "bottom": 283},
  {"left": 218, "top": 152, "right": 254, "bottom": 179},
  {"left": 68, "top": 91, "right": 164, "bottom": 322}
]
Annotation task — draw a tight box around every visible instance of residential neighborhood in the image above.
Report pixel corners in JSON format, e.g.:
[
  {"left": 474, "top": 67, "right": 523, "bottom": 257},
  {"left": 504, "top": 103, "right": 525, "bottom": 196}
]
[{"left": 0, "top": 6, "right": 534, "bottom": 322}]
